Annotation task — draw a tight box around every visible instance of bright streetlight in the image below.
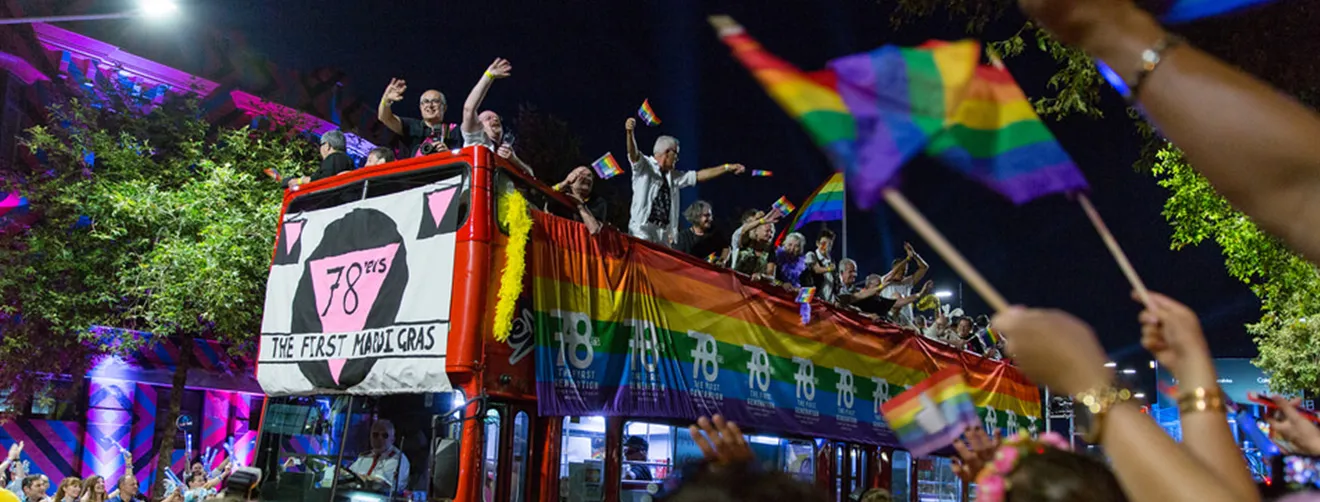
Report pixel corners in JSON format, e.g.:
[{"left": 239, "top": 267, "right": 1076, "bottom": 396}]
[
  {"left": 0, "top": 0, "right": 178, "bottom": 25},
  {"left": 1103, "top": 362, "right": 1117, "bottom": 368},
  {"left": 934, "top": 290, "right": 953, "bottom": 298},
  {"left": 1121, "top": 368, "right": 1137, "bottom": 375}
]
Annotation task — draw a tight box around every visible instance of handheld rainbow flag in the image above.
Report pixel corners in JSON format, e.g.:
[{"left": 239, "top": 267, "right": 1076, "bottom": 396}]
[
  {"left": 591, "top": 152, "right": 624, "bottom": 180},
  {"left": 771, "top": 196, "right": 796, "bottom": 217},
  {"left": 783, "top": 173, "right": 844, "bottom": 237},
  {"left": 984, "top": 326, "right": 1001, "bottom": 346},
  {"left": 751, "top": 170, "right": 773, "bottom": 177},
  {"left": 796, "top": 287, "right": 816, "bottom": 304},
  {"left": 923, "top": 64, "right": 1089, "bottom": 204},
  {"left": 880, "top": 367, "right": 981, "bottom": 456},
  {"left": 1155, "top": 0, "right": 1276, "bottom": 23},
  {"left": 713, "top": 20, "right": 856, "bottom": 174},
  {"left": 706, "top": 252, "right": 719, "bottom": 263},
  {"left": 638, "top": 99, "right": 662, "bottom": 126},
  {"left": 263, "top": 167, "right": 282, "bottom": 182}
]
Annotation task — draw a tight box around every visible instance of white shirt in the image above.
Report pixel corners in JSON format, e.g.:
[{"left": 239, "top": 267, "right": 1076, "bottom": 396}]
[
  {"left": 880, "top": 278, "right": 915, "bottom": 325},
  {"left": 324, "top": 446, "right": 411, "bottom": 491},
  {"left": 628, "top": 155, "right": 696, "bottom": 243}
]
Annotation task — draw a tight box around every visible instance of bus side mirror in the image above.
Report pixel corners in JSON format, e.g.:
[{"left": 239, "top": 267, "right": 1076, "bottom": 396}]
[{"left": 431, "top": 438, "right": 460, "bottom": 499}]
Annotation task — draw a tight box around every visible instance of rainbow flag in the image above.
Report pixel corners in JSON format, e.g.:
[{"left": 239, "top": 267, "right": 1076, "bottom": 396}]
[
  {"left": 924, "top": 65, "right": 1089, "bottom": 204},
  {"left": 1158, "top": 0, "right": 1276, "bottom": 22},
  {"left": 263, "top": 167, "right": 282, "bottom": 182},
  {"left": 531, "top": 213, "right": 1041, "bottom": 446},
  {"left": 716, "top": 28, "right": 856, "bottom": 173},
  {"left": 796, "top": 287, "right": 816, "bottom": 303},
  {"left": 706, "top": 252, "right": 719, "bottom": 263},
  {"left": 771, "top": 196, "right": 796, "bottom": 217},
  {"left": 751, "top": 170, "right": 773, "bottom": 177},
  {"left": 826, "top": 40, "right": 981, "bottom": 207},
  {"left": 784, "top": 172, "right": 844, "bottom": 235},
  {"left": 637, "top": 99, "right": 662, "bottom": 126},
  {"left": 591, "top": 152, "right": 624, "bottom": 180},
  {"left": 984, "top": 327, "right": 1000, "bottom": 346},
  {"left": 880, "top": 368, "right": 981, "bottom": 456}
]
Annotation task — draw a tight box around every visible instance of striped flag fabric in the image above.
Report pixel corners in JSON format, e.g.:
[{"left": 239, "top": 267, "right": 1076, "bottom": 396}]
[
  {"left": 880, "top": 367, "right": 981, "bottom": 456},
  {"left": 591, "top": 152, "right": 624, "bottom": 180},
  {"left": 637, "top": 99, "right": 662, "bottom": 126}
]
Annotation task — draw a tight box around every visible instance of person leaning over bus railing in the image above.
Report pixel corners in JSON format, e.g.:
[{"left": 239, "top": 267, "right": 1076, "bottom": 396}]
[
  {"left": 287, "top": 130, "right": 355, "bottom": 189},
  {"left": 364, "top": 147, "right": 394, "bottom": 167},
  {"left": 624, "top": 117, "right": 746, "bottom": 246},
  {"left": 992, "top": 298, "right": 1257, "bottom": 502},
  {"left": 553, "top": 166, "right": 605, "bottom": 235},
  {"left": 461, "top": 58, "right": 533, "bottom": 177},
  {"left": 1016, "top": 0, "right": 1320, "bottom": 263}
]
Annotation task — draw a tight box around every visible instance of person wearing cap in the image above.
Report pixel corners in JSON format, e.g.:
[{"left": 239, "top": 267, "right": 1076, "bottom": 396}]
[{"left": 622, "top": 436, "right": 653, "bottom": 481}]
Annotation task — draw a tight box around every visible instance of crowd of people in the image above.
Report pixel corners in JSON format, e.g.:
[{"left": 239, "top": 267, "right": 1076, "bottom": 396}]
[{"left": 0, "top": 443, "right": 244, "bottom": 502}]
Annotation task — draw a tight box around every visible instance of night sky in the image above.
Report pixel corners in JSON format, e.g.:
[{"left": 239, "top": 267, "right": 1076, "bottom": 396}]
[{"left": 52, "top": 0, "right": 1261, "bottom": 361}]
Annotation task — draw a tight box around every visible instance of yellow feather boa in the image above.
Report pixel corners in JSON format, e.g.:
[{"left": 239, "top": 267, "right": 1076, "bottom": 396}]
[{"left": 493, "top": 190, "right": 532, "bottom": 342}]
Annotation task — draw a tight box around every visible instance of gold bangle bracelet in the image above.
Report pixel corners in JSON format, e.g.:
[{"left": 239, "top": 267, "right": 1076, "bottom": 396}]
[{"left": 1177, "top": 386, "right": 1226, "bottom": 414}]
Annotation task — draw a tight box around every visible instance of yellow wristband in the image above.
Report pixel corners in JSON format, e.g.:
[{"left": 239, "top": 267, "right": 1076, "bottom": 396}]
[{"left": 483, "top": 70, "right": 494, "bottom": 80}]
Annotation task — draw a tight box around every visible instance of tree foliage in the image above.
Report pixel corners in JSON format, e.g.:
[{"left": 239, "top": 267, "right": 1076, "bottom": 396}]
[
  {"left": 891, "top": 1, "right": 1320, "bottom": 391},
  {"left": 0, "top": 80, "right": 315, "bottom": 493}
]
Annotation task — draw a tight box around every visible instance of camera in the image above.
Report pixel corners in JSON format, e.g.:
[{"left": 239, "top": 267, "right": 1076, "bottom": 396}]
[{"left": 420, "top": 139, "right": 446, "bottom": 156}]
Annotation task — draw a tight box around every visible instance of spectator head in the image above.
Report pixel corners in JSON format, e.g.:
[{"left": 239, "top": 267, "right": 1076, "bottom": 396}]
[
  {"left": 82, "top": 475, "right": 107, "bottom": 497},
  {"left": 478, "top": 110, "right": 504, "bottom": 144},
  {"left": 54, "top": 477, "right": 82, "bottom": 500},
  {"left": 623, "top": 436, "right": 649, "bottom": 461},
  {"left": 839, "top": 258, "right": 858, "bottom": 285},
  {"left": 684, "top": 201, "right": 714, "bottom": 231},
  {"left": 653, "top": 136, "right": 680, "bottom": 171},
  {"left": 860, "top": 488, "right": 893, "bottom": 502},
  {"left": 320, "top": 130, "right": 347, "bottom": 159},
  {"left": 995, "top": 446, "right": 1127, "bottom": 502},
  {"left": 117, "top": 475, "right": 138, "bottom": 496},
  {"left": 816, "top": 229, "right": 835, "bottom": 254},
  {"left": 783, "top": 232, "right": 806, "bottom": 255},
  {"left": 190, "top": 458, "right": 207, "bottom": 476},
  {"left": 188, "top": 471, "right": 208, "bottom": 489},
  {"left": 366, "top": 147, "right": 395, "bottom": 167},
  {"left": 370, "top": 419, "right": 396, "bottom": 455},
  {"left": 661, "top": 461, "right": 827, "bottom": 502},
  {"left": 864, "top": 273, "right": 884, "bottom": 289},
  {"left": 22, "top": 475, "right": 48, "bottom": 499},
  {"left": 419, "top": 90, "right": 447, "bottom": 123},
  {"left": 892, "top": 256, "right": 916, "bottom": 276},
  {"left": 568, "top": 166, "right": 594, "bottom": 198},
  {"left": 975, "top": 314, "right": 991, "bottom": 328},
  {"left": 956, "top": 316, "right": 974, "bottom": 337},
  {"left": 740, "top": 209, "right": 763, "bottom": 225}
]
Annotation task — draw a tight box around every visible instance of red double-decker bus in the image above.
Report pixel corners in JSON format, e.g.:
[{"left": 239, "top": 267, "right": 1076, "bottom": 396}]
[{"left": 250, "top": 147, "right": 1041, "bottom": 502}]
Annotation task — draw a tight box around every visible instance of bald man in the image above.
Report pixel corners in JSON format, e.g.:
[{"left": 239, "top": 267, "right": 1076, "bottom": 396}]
[{"left": 378, "top": 78, "right": 453, "bottom": 159}]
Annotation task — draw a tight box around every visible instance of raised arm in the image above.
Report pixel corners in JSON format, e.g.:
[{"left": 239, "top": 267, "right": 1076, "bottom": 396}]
[
  {"left": 625, "top": 118, "right": 640, "bottom": 164},
  {"left": 1021, "top": 0, "right": 1320, "bottom": 259},
  {"left": 1137, "top": 292, "right": 1258, "bottom": 501},
  {"left": 377, "top": 79, "right": 406, "bottom": 135},
  {"left": 462, "top": 58, "right": 512, "bottom": 134},
  {"left": 696, "top": 163, "right": 745, "bottom": 182},
  {"left": 905, "top": 242, "right": 928, "bottom": 282}
]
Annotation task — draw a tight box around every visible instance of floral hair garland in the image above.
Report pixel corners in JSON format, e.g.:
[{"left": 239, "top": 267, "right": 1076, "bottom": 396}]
[{"left": 974, "top": 431, "right": 1072, "bottom": 502}]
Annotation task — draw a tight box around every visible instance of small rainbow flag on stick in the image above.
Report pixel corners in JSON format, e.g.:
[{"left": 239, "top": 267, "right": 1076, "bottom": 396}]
[
  {"left": 751, "top": 170, "right": 773, "bottom": 177},
  {"left": 881, "top": 367, "right": 981, "bottom": 456},
  {"left": 638, "top": 99, "right": 662, "bottom": 126},
  {"left": 263, "top": 168, "right": 282, "bottom": 182},
  {"left": 591, "top": 152, "right": 624, "bottom": 180},
  {"left": 796, "top": 287, "right": 816, "bottom": 304},
  {"left": 771, "top": 196, "right": 796, "bottom": 217}
]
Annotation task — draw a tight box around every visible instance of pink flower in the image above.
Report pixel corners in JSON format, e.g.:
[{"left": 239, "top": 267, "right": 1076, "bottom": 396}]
[
  {"left": 1038, "top": 432, "right": 1072, "bottom": 451},
  {"left": 977, "top": 475, "right": 1006, "bottom": 502},
  {"left": 992, "top": 446, "right": 1020, "bottom": 473}
]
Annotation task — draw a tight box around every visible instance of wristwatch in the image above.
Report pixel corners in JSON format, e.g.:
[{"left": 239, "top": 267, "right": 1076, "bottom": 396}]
[{"left": 1073, "top": 383, "right": 1134, "bottom": 444}]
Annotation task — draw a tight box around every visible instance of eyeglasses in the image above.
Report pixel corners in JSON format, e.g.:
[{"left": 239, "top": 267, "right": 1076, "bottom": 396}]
[{"left": 420, "top": 99, "right": 445, "bottom": 106}]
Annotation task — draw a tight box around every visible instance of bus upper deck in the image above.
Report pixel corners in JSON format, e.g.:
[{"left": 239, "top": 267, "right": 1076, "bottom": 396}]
[{"left": 251, "top": 146, "right": 1042, "bottom": 502}]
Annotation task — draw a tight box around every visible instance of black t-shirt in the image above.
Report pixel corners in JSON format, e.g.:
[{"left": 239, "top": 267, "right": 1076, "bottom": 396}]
[
  {"left": 312, "top": 151, "right": 355, "bottom": 181},
  {"left": 676, "top": 225, "right": 728, "bottom": 261},
  {"left": 854, "top": 294, "right": 897, "bottom": 318},
  {"left": 400, "top": 117, "right": 460, "bottom": 158}
]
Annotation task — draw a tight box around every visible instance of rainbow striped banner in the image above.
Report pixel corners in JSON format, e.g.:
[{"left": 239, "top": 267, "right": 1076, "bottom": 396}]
[
  {"left": 532, "top": 213, "right": 1041, "bottom": 446},
  {"left": 637, "top": 99, "right": 662, "bottom": 127}
]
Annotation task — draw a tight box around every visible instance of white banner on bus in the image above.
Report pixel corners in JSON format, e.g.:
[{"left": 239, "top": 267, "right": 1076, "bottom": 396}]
[{"left": 258, "top": 174, "right": 466, "bottom": 396}]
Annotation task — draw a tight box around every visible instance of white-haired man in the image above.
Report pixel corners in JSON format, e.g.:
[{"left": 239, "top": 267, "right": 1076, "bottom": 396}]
[
  {"left": 624, "top": 117, "right": 746, "bottom": 245},
  {"left": 460, "top": 58, "right": 533, "bottom": 176}
]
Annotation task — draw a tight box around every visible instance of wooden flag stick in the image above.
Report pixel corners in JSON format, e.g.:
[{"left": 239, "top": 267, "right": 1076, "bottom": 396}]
[
  {"left": 882, "top": 188, "right": 1010, "bottom": 312},
  {"left": 1076, "top": 193, "right": 1153, "bottom": 307}
]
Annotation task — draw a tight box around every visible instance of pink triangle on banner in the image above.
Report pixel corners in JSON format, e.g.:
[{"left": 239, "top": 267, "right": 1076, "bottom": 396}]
[
  {"left": 327, "top": 359, "right": 347, "bottom": 384},
  {"left": 426, "top": 189, "right": 457, "bottom": 228},
  {"left": 283, "top": 221, "right": 305, "bottom": 255},
  {"left": 308, "top": 243, "right": 401, "bottom": 333}
]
